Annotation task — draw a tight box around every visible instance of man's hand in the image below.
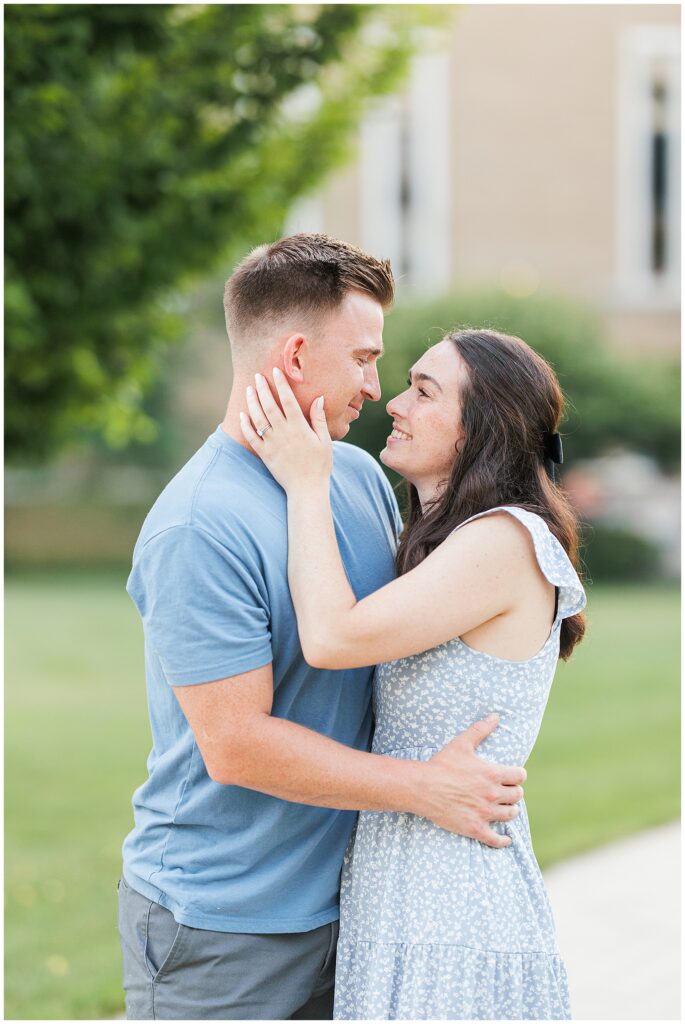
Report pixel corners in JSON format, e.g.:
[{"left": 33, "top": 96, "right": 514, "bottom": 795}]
[
  {"left": 415, "top": 714, "right": 526, "bottom": 848},
  {"left": 175, "top": 676, "right": 524, "bottom": 845}
]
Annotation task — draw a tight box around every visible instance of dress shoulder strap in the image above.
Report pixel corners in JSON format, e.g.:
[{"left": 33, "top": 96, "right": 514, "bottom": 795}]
[{"left": 449, "top": 506, "right": 586, "bottom": 621}]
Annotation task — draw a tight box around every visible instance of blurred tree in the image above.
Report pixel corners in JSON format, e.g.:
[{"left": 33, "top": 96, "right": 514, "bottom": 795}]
[
  {"left": 6, "top": 3, "right": 436, "bottom": 461},
  {"left": 353, "top": 289, "right": 680, "bottom": 487},
  {"left": 579, "top": 524, "right": 663, "bottom": 582}
]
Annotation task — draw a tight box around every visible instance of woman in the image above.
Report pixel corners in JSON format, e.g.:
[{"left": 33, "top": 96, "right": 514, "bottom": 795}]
[{"left": 240, "top": 329, "right": 586, "bottom": 1021}]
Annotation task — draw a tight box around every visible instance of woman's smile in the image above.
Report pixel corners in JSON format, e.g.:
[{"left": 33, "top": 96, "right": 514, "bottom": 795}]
[{"left": 388, "top": 424, "right": 412, "bottom": 442}]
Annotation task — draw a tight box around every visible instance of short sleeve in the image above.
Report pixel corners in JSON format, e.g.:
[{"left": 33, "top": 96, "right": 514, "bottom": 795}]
[
  {"left": 449, "top": 505, "right": 586, "bottom": 620},
  {"left": 383, "top": 473, "right": 403, "bottom": 544},
  {"left": 365, "top": 451, "right": 403, "bottom": 547},
  {"left": 127, "top": 525, "right": 272, "bottom": 686}
]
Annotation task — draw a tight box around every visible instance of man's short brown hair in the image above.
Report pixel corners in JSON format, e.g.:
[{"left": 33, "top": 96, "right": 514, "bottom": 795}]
[{"left": 223, "top": 233, "right": 394, "bottom": 347}]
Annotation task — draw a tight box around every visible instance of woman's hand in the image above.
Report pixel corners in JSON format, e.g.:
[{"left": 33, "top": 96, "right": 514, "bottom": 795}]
[{"left": 240, "top": 368, "right": 332, "bottom": 493}]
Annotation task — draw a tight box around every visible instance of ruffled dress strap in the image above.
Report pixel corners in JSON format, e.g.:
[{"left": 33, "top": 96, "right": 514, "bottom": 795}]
[{"left": 450, "top": 505, "right": 586, "bottom": 621}]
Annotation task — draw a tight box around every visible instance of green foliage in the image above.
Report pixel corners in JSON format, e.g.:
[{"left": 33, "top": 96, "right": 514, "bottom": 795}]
[
  {"left": 351, "top": 289, "right": 680, "bottom": 474},
  {"left": 6, "top": 4, "right": 437, "bottom": 462},
  {"left": 580, "top": 523, "right": 663, "bottom": 583},
  {"left": 4, "top": 574, "right": 679, "bottom": 1017}
]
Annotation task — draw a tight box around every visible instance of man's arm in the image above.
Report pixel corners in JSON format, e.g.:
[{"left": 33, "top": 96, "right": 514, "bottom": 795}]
[{"left": 173, "top": 664, "right": 526, "bottom": 849}]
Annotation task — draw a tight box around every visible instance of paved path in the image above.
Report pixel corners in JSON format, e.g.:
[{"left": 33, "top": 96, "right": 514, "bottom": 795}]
[
  {"left": 543, "top": 820, "right": 681, "bottom": 1020},
  {"left": 110, "top": 823, "right": 681, "bottom": 1020}
]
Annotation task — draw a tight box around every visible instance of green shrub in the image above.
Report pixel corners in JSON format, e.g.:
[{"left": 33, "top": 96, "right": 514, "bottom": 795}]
[
  {"left": 579, "top": 523, "right": 663, "bottom": 583},
  {"left": 352, "top": 289, "right": 679, "bottom": 476}
]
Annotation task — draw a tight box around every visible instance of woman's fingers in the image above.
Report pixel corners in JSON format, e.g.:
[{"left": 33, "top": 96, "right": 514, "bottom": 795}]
[
  {"left": 254, "top": 373, "right": 284, "bottom": 424},
  {"left": 246, "top": 385, "right": 273, "bottom": 437},
  {"left": 239, "top": 411, "right": 262, "bottom": 450},
  {"left": 247, "top": 368, "right": 329, "bottom": 456},
  {"left": 271, "top": 367, "right": 303, "bottom": 418},
  {"left": 309, "top": 395, "right": 331, "bottom": 443}
]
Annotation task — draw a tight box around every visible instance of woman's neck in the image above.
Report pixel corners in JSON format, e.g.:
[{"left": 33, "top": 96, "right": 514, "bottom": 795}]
[{"left": 415, "top": 478, "right": 446, "bottom": 513}]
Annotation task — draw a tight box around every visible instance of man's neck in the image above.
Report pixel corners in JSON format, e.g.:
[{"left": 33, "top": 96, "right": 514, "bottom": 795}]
[{"left": 221, "top": 375, "right": 255, "bottom": 452}]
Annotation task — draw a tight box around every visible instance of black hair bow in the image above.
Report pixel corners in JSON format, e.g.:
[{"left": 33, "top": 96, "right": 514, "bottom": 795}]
[{"left": 543, "top": 431, "right": 563, "bottom": 482}]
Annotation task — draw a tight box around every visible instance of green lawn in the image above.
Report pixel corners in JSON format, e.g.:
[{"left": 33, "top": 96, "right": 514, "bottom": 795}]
[
  {"left": 525, "top": 585, "right": 681, "bottom": 864},
  {"left": 4, "top": 574, "right": 680, "bottom": 1020}
]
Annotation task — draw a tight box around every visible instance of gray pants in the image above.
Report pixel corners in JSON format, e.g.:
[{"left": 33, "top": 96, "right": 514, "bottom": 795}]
[{"left": 117, "top": 878, "right": 338, "bottom": 1020}]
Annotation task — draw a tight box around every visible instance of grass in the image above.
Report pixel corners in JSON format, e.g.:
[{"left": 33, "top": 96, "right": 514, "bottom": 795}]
[
  {"left": 5, "top": 570, "right": 150, "bottom": 1020},
  {"left": 4, "top": 573, "right": 680, "bottom": 1019},
  {"left": 526, "top": 584, "right": 680, "bottom": 865}
]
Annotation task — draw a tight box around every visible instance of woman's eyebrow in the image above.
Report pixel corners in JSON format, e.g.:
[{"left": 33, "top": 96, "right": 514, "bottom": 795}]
[{"left": 408, "top": 369, "right": 443, "bottom": 392}]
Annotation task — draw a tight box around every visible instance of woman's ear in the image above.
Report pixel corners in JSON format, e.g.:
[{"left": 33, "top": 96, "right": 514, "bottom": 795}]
[{"left": 282, "top": 333, "right": 306, "bottom": 383}]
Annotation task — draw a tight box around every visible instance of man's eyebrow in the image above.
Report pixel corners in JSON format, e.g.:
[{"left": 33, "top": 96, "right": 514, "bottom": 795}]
[
  {"left": 354, "top": 346, "right": 384, "bottom": 358},
  {"left": 408, "top": 369, "right": 443, "bottom": 391}
]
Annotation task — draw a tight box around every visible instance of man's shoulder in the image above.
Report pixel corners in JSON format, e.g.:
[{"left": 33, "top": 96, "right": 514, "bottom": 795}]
[
  {"left": 332, "top": 441, "right": 385, "bottom": 479},
  {"left": 136, "top": 435, "right": 283, "bottom": 556},
  {"left": 331, "top": 442, "right": 400, "bottom": 534},
  {"left": 135, "top": 441, "right": 219, "bottom": 542}
]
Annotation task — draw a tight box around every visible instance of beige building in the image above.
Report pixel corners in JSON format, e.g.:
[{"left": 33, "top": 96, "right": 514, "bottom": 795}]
[{"left": 287, "top": 5, "right": 681, "bottom": 354}]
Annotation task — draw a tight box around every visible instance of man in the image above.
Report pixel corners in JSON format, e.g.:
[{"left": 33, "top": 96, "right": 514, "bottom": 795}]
[{"left": 118, "top": 234, "right": 526, "bottom": 1020}]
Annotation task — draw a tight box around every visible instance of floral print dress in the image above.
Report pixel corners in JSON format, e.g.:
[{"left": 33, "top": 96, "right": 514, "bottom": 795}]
[{"left": 333, "top": 506, "right": 586, "bottom": 1020}]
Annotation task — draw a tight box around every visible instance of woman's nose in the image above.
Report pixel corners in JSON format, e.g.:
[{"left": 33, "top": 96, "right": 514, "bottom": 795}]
[{"left": 386, "top": 391, "right": 407, "bottom": 418}]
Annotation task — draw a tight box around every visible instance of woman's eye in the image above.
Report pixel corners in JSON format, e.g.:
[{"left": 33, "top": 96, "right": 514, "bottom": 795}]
[{"left": 406, "top": 379, "right": 429, "bottom": 397}]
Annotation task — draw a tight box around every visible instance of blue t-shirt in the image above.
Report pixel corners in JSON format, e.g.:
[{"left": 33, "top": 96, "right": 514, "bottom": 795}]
[{"left": 122, "top": 426, "right": 402, "bottom": 933}]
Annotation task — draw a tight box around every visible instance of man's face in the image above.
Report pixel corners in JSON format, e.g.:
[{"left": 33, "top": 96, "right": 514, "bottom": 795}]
[{"left": 296, "top": 290, "right": 385, "bottom": 440}]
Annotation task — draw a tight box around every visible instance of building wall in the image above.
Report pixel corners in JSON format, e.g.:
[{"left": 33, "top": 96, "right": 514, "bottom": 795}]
[
  {"left": 449, "top": 4, "right": 620, "bottom": 294},
  {"left": 289, "top": 4, "right": 681, "bottom": 354}
]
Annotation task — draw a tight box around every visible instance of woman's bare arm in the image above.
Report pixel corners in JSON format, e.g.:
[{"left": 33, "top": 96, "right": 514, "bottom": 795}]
[{"left": 241, "top": 371, "right": 532, "bottom": 670}]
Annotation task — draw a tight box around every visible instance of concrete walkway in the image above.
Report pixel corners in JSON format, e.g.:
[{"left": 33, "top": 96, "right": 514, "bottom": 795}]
[
  {"left": 543, "top": 820, "right": 681, "bottom": 1020},
  {"left": 110, "top": 823, "right": 681, "bottom": 1020}
]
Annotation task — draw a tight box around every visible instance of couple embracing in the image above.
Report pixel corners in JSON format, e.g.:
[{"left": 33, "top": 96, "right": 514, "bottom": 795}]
[{"left": 118, "top": 234, "right": 586, "bottom": 1020}]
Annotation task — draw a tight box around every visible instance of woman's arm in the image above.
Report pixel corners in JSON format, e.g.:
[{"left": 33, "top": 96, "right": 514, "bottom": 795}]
[{"left": 241, "top": 370, "right": 528, "bottom": 669}]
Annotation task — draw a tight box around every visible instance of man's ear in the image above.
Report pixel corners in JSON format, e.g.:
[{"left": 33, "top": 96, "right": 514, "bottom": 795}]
[{"left": 282, "top": 334, "right": 306, "bottom": 383}]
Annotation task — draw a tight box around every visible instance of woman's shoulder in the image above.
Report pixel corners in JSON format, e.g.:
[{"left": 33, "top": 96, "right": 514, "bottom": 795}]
[
  {"left": 447, "top": 506, "right": 539, "bottom": 546},
  {"left": 445, "top": 505, "right": 585, "bottom": 616},
  {"left": 443, "top": 506, "right": 539, "bottom": 571}
]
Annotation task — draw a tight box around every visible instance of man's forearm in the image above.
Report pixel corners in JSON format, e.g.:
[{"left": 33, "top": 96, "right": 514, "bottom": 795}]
[
  {"left": 179, "top": 670, "right": 523, "bottom": 846},
  {"left": 208, "top": 711, "right": 426, "bottom": 814}
]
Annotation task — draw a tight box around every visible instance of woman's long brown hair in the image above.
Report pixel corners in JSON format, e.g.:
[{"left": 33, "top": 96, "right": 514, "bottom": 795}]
[{"left": 395, "top": 329, "right": 586, "bottom": 660}]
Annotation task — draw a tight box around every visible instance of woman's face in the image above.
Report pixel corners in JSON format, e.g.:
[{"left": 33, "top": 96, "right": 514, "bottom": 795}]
[{"left": 380, "top": 340, "right": 468, "bottom": 500}]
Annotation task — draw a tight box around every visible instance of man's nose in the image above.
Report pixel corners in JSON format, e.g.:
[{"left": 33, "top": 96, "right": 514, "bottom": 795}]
[{"left": 362, "top": 364, "right": 382, "bottom": 402}]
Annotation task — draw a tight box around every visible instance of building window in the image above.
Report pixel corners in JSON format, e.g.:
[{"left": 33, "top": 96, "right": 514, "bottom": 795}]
[
  {"left": 359, "top": 95, "right": 404, "bottom": 282},
  {"left": 359, "top": 39, "right": 452, "bottom": 295},
  {"left": 650, "top": 77, "right": 668, "bottom": 275},
  {"left": 616, "top": 26, "right": 680, "bottom": 307}
]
